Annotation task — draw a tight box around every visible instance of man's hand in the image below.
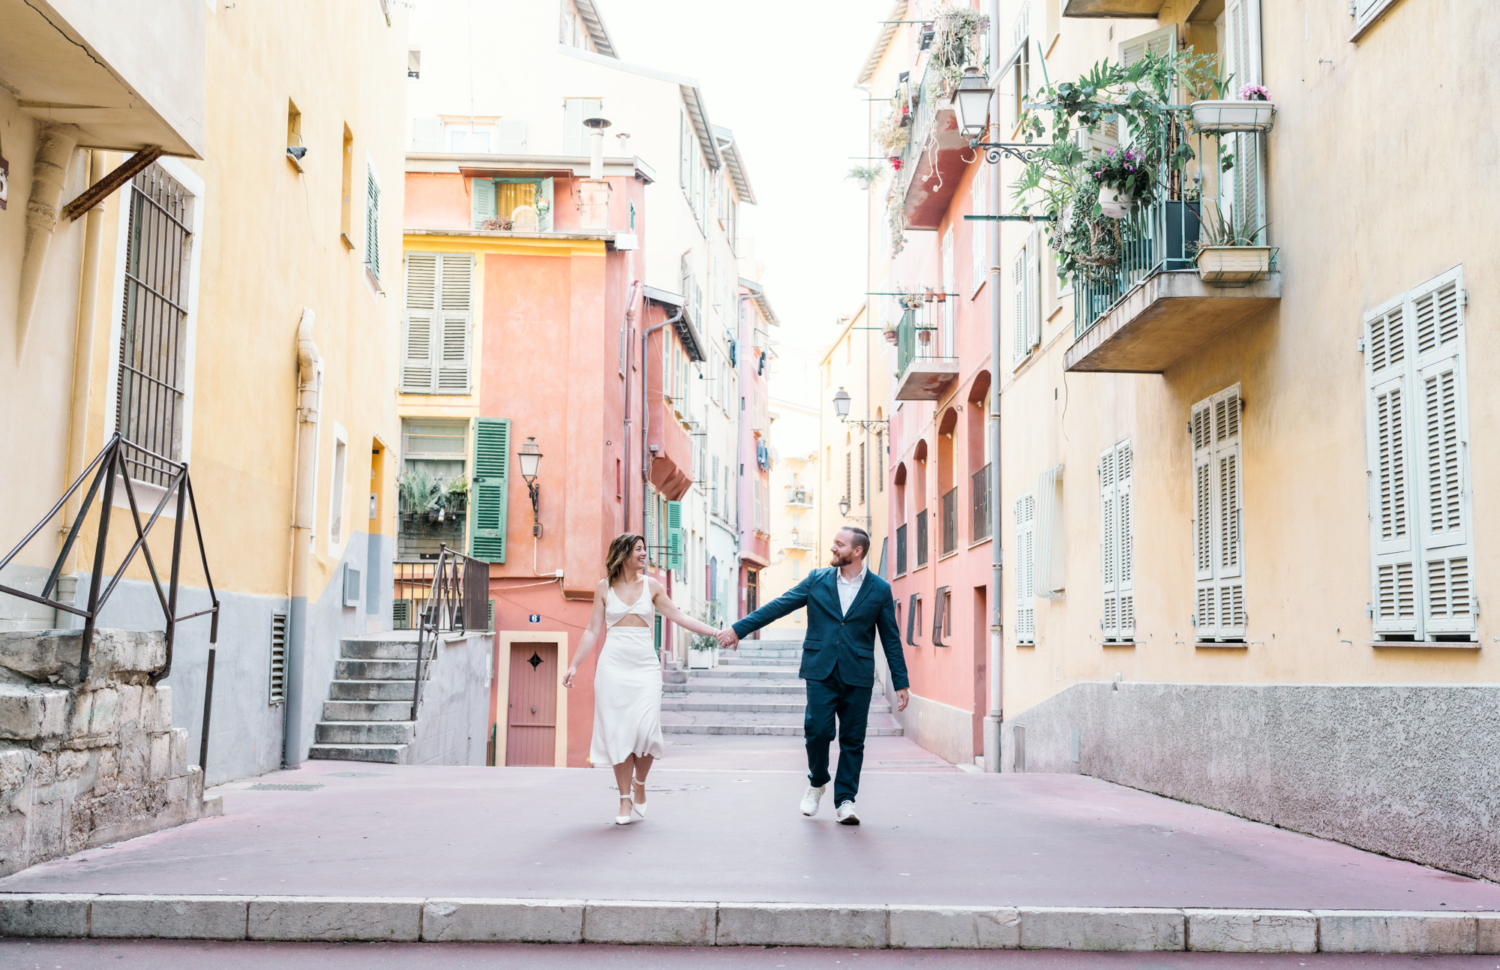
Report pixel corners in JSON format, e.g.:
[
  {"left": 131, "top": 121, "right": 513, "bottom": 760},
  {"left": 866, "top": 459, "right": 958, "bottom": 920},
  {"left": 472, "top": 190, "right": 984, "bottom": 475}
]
[
  {"left": 895, "top": 688, "right": 909, "bottom": 712},
  {"left": 716, "top": 627, "right": 740, "bottom": 650}
]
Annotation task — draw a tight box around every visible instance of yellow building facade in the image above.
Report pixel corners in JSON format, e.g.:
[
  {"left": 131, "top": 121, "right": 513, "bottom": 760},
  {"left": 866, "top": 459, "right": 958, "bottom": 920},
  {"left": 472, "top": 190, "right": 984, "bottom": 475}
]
[
  {"left": 0, "top": 0, "right": 410, "bottom": 783},
  {"left": 818, "top": 307, "right": 893, "bottom": 578}
]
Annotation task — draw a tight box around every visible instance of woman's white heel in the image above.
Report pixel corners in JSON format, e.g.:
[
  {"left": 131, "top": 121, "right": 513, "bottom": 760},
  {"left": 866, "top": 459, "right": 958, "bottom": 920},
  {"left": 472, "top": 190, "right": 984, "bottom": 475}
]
[
  {"left": 632, "top": 776, "right": 648, "bottom": 819},
  {"left": 615, "top": 797, "right": 632, "bottom": 825}
]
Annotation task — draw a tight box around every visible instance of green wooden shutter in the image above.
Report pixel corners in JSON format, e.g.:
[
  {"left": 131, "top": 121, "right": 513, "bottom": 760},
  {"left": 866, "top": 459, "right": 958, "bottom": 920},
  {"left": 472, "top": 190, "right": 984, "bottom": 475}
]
[
  {"left": 666, "top": 500, "right": 683, "bottom": 569},
  {"left": 472, "top": 178, "right": 496, "bottom": 229},
  {"left": 470, "top": 418, "right": 510, "bottom": 562}
]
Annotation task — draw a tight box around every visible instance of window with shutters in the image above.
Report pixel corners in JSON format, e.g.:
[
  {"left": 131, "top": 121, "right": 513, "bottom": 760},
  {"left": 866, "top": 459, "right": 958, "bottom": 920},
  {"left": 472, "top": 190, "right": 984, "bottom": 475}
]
[
  {"left": 1217, "top": 1, "right": 1264, "bottom": 240},
  {"left": 971, "top": 175, "right": 988, "bottom": 294},
  {"left": 666, "top": 500, "right": 684, "bottom": 570},
  {"left": 401, "top": 253, "right": 472, "bottom": 394},
  {"left": 1191, "top": 388, "right": 1245, "bottom": 642},
  {"left": 472, "top": 177, "right": 551, "bottom": 231},
  {"left": 1364, "top": 269, "right": 1473, "bottom": 642},
  {"left": 1014, "top": 492, "right": 1036, "bottom": 644},
  {"left": 563, "top": 98, "right": 602, "bottom": 156},
  {"left": 711, "top": 455, "right": 720, "bottom": 516},
  {"left": 1099, "top": 444, "right": 1133, "bottom": 641},
  {"left": 1011, "top": 229, "right": 1041, "bottom": 365},
  {"left": 1351, "top": 0, "right": 1401, "bottom": 39},
  {"left": 399, "top": 418, "right": 468, "bottom": 557},
  {"left": 469, "top": 418, "right": 511, "bottom": 563},
  {"left": 364, "top": 164, "right": 380, "bottom": 280}
]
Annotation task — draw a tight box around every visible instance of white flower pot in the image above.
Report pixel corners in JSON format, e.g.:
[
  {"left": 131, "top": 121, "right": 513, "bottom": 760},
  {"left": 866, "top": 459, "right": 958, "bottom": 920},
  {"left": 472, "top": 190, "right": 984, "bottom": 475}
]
[
  {"left": 1195, "top": 246, "right": 1272, "bottom": 285},
  {"left": 1190, "top": 100, "right": 1276, "bottom": 134},
  {"left": 687, "top": 647, "right": 717, "bottom": 669},
  {"left": 1098, "top": 188, "right": 1133, "bottom": 219}
]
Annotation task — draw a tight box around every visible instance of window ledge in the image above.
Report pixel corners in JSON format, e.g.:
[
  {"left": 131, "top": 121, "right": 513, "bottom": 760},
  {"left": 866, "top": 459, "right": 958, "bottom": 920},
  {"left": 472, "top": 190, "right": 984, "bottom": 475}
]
[
  {"left": 1370, "top": 640, "right": 1480, "bottom": 651},
  {"left": 1102, "top": 641, "right": 1136, "bottom": 649},
  {"left": 968, "top": 535, "right": 992, "bottom": 549},
  {"left": 1196, "top": 642, "right": 1248, "bottom": 649},
  {"left": 1015, "top": 640, "right": 1036, "bottom": 647},
  {"left": 938, "top": 549, "right": 960, "bottom": 561}
]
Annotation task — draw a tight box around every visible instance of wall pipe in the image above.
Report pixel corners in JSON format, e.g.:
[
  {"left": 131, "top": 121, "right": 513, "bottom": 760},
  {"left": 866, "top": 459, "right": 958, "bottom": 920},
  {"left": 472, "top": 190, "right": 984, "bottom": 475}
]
[
  {"left": 983, "top": 0, "right": 1005, "bottom": 773},
  {"left": 620, "top": 278, "right": 642, "bottom": 529},
  {"left": 283, "top": 308, "right": 322, "bottom": 767},
  {"left": 640, "top": 303, "right": 685, "bottom": 534}
]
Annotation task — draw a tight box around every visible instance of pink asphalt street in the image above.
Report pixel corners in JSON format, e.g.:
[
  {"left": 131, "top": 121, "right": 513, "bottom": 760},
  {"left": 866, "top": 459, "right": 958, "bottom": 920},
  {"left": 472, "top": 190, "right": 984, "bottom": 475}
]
[{"left": 1, "top": 747, "right": 1496, "bottom": 912}]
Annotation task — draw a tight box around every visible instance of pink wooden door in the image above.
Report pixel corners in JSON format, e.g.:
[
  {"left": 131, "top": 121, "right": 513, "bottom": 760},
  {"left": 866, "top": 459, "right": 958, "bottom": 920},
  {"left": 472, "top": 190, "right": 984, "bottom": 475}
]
[{"left": 505, "top": 643, "right": 557, "bottom": 766}]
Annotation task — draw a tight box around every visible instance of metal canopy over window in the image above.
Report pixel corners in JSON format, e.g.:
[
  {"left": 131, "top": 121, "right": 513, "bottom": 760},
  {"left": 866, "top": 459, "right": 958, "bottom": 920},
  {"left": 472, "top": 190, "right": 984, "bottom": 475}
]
[{"left": 116, "top": 164, "right": 193, "bottom": 486}]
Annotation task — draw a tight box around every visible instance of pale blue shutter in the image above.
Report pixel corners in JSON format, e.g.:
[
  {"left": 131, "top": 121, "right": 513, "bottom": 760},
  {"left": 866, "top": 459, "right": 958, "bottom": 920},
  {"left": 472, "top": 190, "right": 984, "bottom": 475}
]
[{"left": 472, "top": 179, "right": 496, "bottom": 229}]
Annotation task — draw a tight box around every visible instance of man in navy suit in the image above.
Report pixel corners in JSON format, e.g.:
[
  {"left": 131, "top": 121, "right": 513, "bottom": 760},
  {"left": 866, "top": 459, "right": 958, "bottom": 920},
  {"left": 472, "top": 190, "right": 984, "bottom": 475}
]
[{"left": 718, "top": 526, "right": 909, "bottom": 824}]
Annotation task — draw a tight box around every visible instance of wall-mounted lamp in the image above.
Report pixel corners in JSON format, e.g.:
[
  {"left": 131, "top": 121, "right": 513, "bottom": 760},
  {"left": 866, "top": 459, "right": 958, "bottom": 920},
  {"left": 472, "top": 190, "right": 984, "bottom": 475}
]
[
  {"left": 518, "top": 436, "right": 543, "bottom": 537},
  {"left": 839, "top": 497, "right": 852, "bottom": 517}
]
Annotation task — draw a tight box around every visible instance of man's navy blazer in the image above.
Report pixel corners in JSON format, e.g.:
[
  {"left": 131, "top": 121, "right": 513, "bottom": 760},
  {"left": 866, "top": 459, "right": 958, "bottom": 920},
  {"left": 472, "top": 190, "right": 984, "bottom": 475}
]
[{"left": 732, "top": 567, "right": 909, "bottom": 691}]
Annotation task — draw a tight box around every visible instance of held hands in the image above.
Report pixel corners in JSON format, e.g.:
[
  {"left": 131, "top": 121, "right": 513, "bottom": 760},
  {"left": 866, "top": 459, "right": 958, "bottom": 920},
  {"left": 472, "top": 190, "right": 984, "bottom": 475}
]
[{"left": 715, "top": 627, "right": 740, "bottom": 650}]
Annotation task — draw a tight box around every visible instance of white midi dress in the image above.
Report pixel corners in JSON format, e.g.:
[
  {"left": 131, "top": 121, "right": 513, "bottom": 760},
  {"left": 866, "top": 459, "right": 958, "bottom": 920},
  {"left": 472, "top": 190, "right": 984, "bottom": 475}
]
[{"left": 589, "top": 582, "right": 664, "bottom": 767}]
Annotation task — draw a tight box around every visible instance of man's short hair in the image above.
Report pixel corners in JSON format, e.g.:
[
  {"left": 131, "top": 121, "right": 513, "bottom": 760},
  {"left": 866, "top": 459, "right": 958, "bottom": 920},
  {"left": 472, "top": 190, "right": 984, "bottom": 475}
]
[{"left": 839, "top": 526, "right": 871, "bottom": 559}]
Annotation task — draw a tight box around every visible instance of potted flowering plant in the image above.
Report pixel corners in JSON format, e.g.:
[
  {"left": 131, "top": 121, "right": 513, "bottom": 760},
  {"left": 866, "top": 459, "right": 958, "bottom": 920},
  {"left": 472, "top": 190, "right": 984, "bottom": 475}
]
[
  {"left": 1190, "top": 82, "right": 1276, "bottom": 134},
  {"left": 1091, "top": 147, "right": 1154, "bottom": 218}
]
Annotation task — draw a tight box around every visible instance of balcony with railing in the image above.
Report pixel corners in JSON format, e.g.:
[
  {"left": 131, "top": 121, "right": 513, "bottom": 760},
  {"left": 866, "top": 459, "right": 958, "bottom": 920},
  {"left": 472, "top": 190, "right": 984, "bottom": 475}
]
[
  {"left": 1063, "top": 115, "right": 1281, "bottom": 374},
  {"left": 784, "top": 486, "right": 813, "bottom": 507},
  {"left": 940, "top": 488, "right": 959, "bottom": 556},
  {"left": 971, "top": 464, "right": 992, "bottom": 541},
  {"left": 898, "top": 60, "right": 978, "bottom": 230},
  {"left": 894, "top": 304, "right": 960, "bottom": 401}
]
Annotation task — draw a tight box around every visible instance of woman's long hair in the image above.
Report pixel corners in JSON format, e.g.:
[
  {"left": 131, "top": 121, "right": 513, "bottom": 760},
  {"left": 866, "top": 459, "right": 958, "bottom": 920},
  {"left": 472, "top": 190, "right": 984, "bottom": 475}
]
[{"left": 605, "top": 533, "right": 646, "bottom": 586}]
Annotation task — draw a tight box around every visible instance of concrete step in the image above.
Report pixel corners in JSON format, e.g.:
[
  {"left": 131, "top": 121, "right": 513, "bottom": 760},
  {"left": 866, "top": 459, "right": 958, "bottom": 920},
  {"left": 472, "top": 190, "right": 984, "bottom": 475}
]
[
  {"left": 661, "top": 698, "right": 807, "bottom": 714},
  {"left": 661, "top": 709, "right": 902, "bottom": 737},
  {"left": 328, "top": 679, "right": 417, "bottom": 701},
  {"left": 695, "top": 666, "right": 801, "bottom": 679},
  {"left": 314, "top": 720, "right": 416, "bottom": 745},
  {"left": 717, "top": 656, "right": 802, "bottom": 667},
  {"left": 335, "top": 659, "right": 417, "bottom": 681},
  {"left": 321, "top": 699, "right": 414, "bottom": 722},
  {"left": 726, "top": 646, "right": 804, "bottom": 657},
  {"left": 340, "top": 639, "right": 420, "bottom": 661},
  {"left": 307, "top": 743, "right": 407, "bottom": 764},
  {"left": 671, "top": 680, "right": 805, "bottom": 694}
]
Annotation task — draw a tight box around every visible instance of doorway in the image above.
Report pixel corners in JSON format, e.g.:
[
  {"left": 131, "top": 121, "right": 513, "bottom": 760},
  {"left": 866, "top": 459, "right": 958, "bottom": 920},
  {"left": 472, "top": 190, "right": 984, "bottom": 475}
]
[
  {"left": 745, "top": 568, "right": 759, "bottom": 639},
  {"left": 505, "top": 642, "right": 557, "bottom": 765}
]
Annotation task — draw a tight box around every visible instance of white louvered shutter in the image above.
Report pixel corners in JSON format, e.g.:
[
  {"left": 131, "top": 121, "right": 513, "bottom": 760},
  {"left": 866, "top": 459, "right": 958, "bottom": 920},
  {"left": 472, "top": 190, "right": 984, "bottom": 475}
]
[
  {"left": 711, "top": 455, "right": 720, "bottom": 516},
  {"left": 563, "top": 99, "right": 601, "bottom": 156},
  {"left": 1191, "top": 388, "right": 1245, "bottom": 640},
  {"left": 1014, "top": 493, "right": 1036, "bottom": 643},
  {"left": 1026, "top": 227, "right": 1043, "bottom": 353},
  {"left": 1364, "top": 296, "right": 1419, "bottom": 636},
  {"left": 1221, "top": 0, "right": 1264, "bottom": 239},
  {"left": 1115, "top": 443, "right": 1135, "bottom": 639},
  {"left": 1012, "top": 241, "right": 1029, "bottom": 364},
  {"left": 1035, "top": 464, "right": 1064, "bottom": 598},
  {"left": 1413, "top": 278, "right": 1472, "bottom": 636},
  {"left": 1117, "top": 26, "right": 1177, "bottom": 148},
  {"left": 1100, "top": 447, "right": 1119, "bottom": 638},
  {"left": 437, "top": 254, "right": 472, "bottom": 394},
  {"left": 471, "top": 178, "right": 496, "bottom": 229},
  {"left": 402, "top": 253, "right": 438, "bottom": 393}
]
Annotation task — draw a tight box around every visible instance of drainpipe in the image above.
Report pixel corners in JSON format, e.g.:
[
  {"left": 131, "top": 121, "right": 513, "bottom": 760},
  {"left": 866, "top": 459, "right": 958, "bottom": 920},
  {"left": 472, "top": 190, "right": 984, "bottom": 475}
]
[
  {"left": 16, "top": 124, "right": 80, "bottom": 359},
  {"left": 641, "top": 303, "right": 685, "bottom": 533},
  {"left": 983, "top": 0, "right": 1005, "bottom": 773},
  {"left": 57, "top": 150, "right": 108, "bottom": 617},
  {"left": 621, "top": 278, "right": 642, "bottom": 529},
  {"left": 284, "top": 308, "right": 322, "bottom": 768}
]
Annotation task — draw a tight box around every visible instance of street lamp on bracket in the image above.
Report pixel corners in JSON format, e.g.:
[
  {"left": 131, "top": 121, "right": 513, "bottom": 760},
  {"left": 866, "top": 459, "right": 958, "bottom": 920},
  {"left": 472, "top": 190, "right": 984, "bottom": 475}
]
[
  {"left": 518, "top": 436, "right": 543, "bottom": 538},
  {"left": 950, "top": 65, "right": 1052, "bottom": 166},
  {"left": 831, "top": 387, "right": 889, "bottom": 434}
]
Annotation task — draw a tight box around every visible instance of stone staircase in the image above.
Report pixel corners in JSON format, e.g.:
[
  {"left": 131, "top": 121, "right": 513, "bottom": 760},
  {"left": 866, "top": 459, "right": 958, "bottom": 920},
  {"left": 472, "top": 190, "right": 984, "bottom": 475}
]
[
  {"left": 308, "top": 634, "right": 421, "bottom": 764},
  {"left": 661, "top": 639, "right": 903, "bottom": 737}
]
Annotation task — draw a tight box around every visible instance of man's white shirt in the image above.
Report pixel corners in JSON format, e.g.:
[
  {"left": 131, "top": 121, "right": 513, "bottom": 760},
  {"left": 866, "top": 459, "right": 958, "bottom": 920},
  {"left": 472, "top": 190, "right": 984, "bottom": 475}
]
[{"left": 835, "top": 565, "right": 867, "bottom": 617}]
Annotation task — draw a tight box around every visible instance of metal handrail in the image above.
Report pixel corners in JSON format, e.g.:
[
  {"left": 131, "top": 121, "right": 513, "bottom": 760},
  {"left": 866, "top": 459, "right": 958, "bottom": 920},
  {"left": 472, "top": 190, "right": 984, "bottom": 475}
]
[
  {"left": 0, "top": 433, "right": 219, "bottom": 683},
  {"left": 409, "top": 543, "right": 489, "bottom": 722}
]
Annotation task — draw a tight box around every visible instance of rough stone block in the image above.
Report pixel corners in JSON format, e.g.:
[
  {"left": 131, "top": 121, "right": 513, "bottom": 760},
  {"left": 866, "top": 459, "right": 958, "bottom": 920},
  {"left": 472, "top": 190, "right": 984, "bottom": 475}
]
[
  {"left": 86, "top": 688, "right": 120, "bottom": 737},
  {"left": 169, "top": 728, "right": 189, "bottom": 777},
  {"left": 0, "top": 631, "right": 71, "bottom": 679},
  {"left": 582, "top": 900, "right": 715, "bottom": 945},
  {"left": 0, "top": 745, "right": 28, "bottom": 792},
  {"left": 151, "top": 686, "right": 173, "bottom": 732},
  {"left": 247, "top": 897, "right": 422, "bottom": 941},
  {"left": 421, "top": 898, "right": 585, "bottom": 942},
  {"left": 1185, "top": 909, "right": 1317, "bottom": 953},
  {"left": 0, "top": 684, "right": 70, "bottom": 740},
  {"left": 1020, "top": 907, "right": 1185, "bottom": 951},
  {"left": 1478, "top": 914, "right": 1500, "bottom": 955},
  {"left": 717, "top": 903, "right": 886, "bottom": 948},
  {"left": 92, "top": 895, "right": 250, "bottom": 940},
  {"left": 1315, "top": 911, "right": 1476, "bottom": 954},
  {"left": 0, "top": 893, "right": 94, "bottom": 937},
  {"left": 889, "top": 905, "right": 1020, "bottom": 949},
  {"left": 66, "top": 692, "right": 93, "bottom": 739},
  {"left": 148, "top": 733, "right": 171, "bottom": 782},
  {"left": 116, "top": 685, "right": 144, "bottom": 727}
]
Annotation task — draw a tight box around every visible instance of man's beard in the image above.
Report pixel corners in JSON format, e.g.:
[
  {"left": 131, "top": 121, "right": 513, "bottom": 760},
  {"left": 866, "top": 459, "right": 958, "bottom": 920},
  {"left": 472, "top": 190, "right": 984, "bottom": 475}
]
[{"left": 829, "top": 549, "right": 851, "bottom": 567}]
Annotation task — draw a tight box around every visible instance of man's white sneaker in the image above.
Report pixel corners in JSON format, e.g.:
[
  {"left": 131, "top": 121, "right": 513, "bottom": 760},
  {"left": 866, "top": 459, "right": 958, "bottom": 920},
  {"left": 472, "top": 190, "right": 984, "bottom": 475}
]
[
  {"left": 836, "top": 800, "right": 860, "bottom": 825},
  {"left": 800, "top": 785, "right": 826, "bottom": 816}
]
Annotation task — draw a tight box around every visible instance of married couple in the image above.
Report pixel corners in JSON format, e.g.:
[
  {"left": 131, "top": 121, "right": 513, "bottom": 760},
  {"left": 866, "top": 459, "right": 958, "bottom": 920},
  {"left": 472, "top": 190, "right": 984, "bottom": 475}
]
[{"left": 565, "top": 527, "right": 909, "bottom": 826}]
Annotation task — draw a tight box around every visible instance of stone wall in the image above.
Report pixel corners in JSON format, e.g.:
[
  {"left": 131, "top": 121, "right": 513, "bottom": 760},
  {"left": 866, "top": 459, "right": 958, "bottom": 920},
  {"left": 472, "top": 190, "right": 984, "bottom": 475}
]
[
  {"left": 1001, "top": 681, "right": 1500, "bottom": 883},
  {"left": 408, "top": 633, "right": 492, "bottom": 767},
  {"left": 0, "top": 629, "right": 219, "bottom": 877}
]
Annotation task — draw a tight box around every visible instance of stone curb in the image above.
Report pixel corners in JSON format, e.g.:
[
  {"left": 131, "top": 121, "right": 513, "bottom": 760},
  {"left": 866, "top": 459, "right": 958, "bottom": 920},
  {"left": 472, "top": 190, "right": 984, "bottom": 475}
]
[{"left": 0, "top": 895, "right": 1496, "bottom": 952}]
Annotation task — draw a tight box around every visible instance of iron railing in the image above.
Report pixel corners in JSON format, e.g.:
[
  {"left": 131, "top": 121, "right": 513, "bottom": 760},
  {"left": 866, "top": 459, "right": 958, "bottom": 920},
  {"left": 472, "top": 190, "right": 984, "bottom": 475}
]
[
  {"left": 972, "top": 464, "right": 992, "bottom": 541},
  {"left": 0, "top": 433, "right": 219, "bottom": 682},
  {"left": 915, "top": 510, "right": 929, "bottom": 568},
  {"left": 894, "top": 304, "right": 958, "bottom": 380},
  {"left": 404, "top": 544, "right": 489, "bottom": 722},
  {"left": 940, "top": 487, "right": 959, "bottom": 556},
  {"left": 784, "top": 486, "right": 813, "bottom": 506},
  {"left": 895, "top": 523, "right": 908, "bottom": 576}
]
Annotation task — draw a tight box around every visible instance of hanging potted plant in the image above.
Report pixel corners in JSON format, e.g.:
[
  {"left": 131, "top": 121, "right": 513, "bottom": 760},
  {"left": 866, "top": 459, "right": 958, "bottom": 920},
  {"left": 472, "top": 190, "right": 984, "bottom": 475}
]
[
  {"left": 1191, "top": 204, "right": 1273, "bottom": 285},
  {"left": 882, "top": 319, "right": 900, "bottom": 344},
  {"left": 1092, "top": 147, "right": 1153, "bottom": 219},
  {"left": 1191, "top": 83, "right": 1276, "bottom": 134}
]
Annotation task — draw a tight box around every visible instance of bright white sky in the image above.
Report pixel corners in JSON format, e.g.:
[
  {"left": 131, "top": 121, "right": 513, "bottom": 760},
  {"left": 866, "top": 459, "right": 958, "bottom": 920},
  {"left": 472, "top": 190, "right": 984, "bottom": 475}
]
[{"left": 603, "top": 0, "right": 890, "bottom": 358}]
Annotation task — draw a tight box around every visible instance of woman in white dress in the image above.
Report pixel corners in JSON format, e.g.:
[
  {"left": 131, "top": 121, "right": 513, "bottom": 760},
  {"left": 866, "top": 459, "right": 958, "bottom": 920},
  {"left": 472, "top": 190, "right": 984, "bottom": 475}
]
[{"left": 564, "top": 533, "right": 722, "bottom": 825}]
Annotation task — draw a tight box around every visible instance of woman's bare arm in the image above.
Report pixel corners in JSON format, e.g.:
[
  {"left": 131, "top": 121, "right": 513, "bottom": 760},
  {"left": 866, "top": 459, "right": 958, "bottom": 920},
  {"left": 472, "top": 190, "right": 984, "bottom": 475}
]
[
  {"left": 650, "top": 579, "right": 720, "bottom": 637},
  {"left": 563, "top": 582, "right": 609, "bottom": 688}
]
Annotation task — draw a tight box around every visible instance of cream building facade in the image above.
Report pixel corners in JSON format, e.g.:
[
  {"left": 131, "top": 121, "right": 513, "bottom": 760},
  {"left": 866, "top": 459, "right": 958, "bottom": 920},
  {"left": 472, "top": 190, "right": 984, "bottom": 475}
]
[
  {"left": 760, "top": 347, "right": 822, "bottom": 634},
  {"left": 818, "top": 307, "right": 893, "bottom": 579},
  {"left": 0, "top": 0, "right": 410, "bottom": 784}
]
